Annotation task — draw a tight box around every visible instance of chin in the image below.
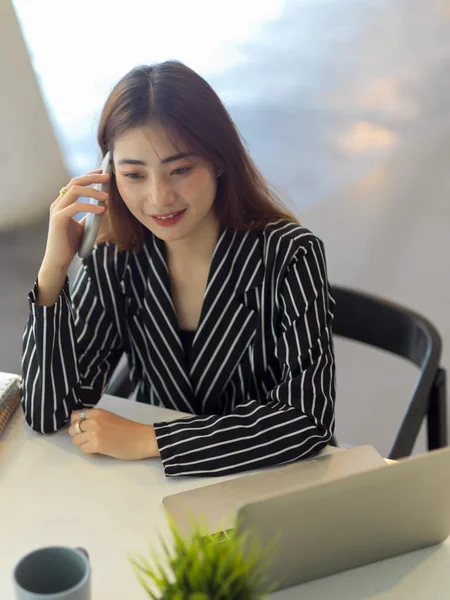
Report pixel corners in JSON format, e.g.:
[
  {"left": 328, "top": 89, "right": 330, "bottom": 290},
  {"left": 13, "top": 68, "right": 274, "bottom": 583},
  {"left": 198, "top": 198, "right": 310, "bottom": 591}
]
[{"left": 142, "top": 216, "right": 194, "bottom": 243}]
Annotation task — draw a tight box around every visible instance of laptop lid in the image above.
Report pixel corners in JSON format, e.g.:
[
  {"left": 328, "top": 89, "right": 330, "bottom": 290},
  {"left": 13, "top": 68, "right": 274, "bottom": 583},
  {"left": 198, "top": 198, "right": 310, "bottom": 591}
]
[
  {"left": 162, "top": 445, "right": 386, "bottom": 539},
  {"left": 237, "top": 446, "right": 450, "bottom": 591}
]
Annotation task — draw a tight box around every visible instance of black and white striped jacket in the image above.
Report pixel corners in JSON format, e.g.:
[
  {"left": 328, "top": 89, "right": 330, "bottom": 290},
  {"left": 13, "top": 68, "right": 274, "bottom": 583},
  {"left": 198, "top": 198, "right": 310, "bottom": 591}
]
[{"left": 21, "top": 220, "right": 336, "bottom": 477}]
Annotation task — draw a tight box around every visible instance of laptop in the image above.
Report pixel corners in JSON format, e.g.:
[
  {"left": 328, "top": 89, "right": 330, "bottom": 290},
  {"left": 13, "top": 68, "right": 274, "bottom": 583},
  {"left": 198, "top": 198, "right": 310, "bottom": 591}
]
[
  {"left": 162, "top": 445, "right": 385, "bottom": 538},
  {"left": 163, "top": 445, "right": 450, "bottom": 591}
]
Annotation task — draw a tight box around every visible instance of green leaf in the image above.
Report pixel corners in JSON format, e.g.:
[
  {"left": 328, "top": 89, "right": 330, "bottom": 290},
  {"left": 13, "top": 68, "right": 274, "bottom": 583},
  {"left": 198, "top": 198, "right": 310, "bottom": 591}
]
[{"left": 130, "top": 513, "right": 277, "bottom": 599}]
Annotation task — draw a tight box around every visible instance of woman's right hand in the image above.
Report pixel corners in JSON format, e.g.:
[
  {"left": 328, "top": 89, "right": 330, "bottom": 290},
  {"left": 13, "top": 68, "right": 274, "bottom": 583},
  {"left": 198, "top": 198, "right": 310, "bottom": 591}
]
[
  {"left": 42, "top": 169, "right": 110, "bottom": 272},
  {"left": 36, "top": 169, "right": 110, "bottom": 306}
]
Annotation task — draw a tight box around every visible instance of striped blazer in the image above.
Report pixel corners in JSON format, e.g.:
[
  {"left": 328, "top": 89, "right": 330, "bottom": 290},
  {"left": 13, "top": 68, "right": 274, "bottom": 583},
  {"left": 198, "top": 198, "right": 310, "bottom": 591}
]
[{"left": 21, "top": 220, "right": 336, "bottom": 477}]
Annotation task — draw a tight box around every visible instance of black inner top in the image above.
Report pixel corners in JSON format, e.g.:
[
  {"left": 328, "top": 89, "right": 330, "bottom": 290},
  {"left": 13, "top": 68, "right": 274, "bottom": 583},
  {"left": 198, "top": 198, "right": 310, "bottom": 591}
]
[{"left": 179, "top": 329, "right": 196, "bottom": 363}]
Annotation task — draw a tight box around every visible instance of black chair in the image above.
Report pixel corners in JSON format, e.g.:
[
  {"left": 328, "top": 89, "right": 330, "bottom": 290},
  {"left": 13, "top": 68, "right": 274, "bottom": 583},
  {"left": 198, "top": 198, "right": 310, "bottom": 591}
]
[
  {"left": 107, "top": 353, "right": 133, "bottom": 399},
  {"left": 331, "top": 285, "right": 447, "bottom": 460}
]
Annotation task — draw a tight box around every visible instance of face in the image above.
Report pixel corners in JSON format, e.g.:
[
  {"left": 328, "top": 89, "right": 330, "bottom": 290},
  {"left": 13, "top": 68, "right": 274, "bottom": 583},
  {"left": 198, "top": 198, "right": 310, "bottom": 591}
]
[{"left": 112, "top": 124, "right": 219, "bottom": 245}]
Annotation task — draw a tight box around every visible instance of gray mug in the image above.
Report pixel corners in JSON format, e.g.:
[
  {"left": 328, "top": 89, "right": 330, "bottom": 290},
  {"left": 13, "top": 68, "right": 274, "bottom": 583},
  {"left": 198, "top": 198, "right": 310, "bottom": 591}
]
[{"left": 13, "top": 546, "right": 90, "bottom": 600}]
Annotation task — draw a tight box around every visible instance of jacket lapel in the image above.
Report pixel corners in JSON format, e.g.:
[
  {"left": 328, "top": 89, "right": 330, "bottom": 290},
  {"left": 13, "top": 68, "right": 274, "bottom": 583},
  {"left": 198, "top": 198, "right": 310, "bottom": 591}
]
[
  {"left": 130, "top": 232, "right": 196, "bottom": 413},
  {"left": 189, "top": 228, "right": 264, "bottom": 413}
]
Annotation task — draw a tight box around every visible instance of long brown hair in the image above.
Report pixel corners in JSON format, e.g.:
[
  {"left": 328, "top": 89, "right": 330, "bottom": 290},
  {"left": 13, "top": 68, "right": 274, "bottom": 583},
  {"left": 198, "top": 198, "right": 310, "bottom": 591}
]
[{"left": 97, "top": 60, "right": 299, "bottom": 251}]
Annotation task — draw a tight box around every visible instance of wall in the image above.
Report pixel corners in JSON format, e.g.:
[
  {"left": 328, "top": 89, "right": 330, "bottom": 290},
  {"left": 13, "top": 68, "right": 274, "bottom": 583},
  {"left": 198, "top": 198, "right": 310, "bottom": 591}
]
[{"left": 0, "top": 0, "right": 68, "bottom": 229}]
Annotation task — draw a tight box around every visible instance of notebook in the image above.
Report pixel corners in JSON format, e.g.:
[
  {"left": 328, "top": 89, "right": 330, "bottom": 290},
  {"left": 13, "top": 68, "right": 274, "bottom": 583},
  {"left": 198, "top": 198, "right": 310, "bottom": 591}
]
[{"left": 0, "top": 372, "right": 21, "bottom": 434}]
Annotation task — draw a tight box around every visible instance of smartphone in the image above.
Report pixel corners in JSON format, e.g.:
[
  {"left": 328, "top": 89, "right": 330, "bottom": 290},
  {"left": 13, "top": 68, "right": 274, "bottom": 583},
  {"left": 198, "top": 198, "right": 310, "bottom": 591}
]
[{"left": 78, "top": 151, "right": 112, "bottom": 259}]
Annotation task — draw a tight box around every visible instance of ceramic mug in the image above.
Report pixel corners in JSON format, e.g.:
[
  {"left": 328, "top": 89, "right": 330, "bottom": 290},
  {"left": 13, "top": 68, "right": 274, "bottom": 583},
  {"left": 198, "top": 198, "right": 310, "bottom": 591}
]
[{"left": 13, "top": 546, "right": 90, "bottom": 599}]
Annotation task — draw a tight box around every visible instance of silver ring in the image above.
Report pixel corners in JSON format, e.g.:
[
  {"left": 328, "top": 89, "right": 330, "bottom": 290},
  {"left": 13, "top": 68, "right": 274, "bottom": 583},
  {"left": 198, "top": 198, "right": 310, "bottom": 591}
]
[
  {"left": 74, "top": 420, "right": 84, "bottom": 435},
  {"left": 80, "top": 409, "right": 87, "bottom": 421}
]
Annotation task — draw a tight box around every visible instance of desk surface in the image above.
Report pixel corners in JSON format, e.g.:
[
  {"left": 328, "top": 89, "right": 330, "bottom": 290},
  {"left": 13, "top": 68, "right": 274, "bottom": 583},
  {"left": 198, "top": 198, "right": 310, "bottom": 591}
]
[{"left": 0, "top": 395, "right": 449, "bottom": 600}]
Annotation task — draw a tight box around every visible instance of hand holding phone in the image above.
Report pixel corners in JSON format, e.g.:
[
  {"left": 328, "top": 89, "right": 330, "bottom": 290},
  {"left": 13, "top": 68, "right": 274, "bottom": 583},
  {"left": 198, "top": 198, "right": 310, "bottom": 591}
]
[
  {"left": 78, "top": 151, "right": 112, "bottom": 258},
  {"left": 37, "top": 154, "right": 111, "bottom": 306}
]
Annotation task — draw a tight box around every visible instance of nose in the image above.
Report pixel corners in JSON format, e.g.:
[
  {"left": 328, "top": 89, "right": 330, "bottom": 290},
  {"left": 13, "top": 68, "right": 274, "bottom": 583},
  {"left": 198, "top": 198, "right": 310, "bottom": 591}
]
[{"left": 146, "top": 177, "right": 176, "bottom": 209}]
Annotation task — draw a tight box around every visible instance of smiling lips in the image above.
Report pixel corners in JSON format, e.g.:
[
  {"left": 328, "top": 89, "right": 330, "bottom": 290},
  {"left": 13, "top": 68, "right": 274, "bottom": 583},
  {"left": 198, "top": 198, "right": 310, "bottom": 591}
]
[
  {"left": 151, "top": 209, "right": 187, "bottom": 226},
  {"left": 152, "top": 210, "right": 184, "bottom": 219}
]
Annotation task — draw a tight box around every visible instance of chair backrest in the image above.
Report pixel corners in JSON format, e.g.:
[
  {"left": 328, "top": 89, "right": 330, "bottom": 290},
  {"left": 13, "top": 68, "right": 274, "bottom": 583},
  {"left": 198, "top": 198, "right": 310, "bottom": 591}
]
[
  {"left": 332, "top": 286, "right": 441, "bottom": 368},
  {"left": 332, "top": 285, "right": 442, "bottom": 458}
]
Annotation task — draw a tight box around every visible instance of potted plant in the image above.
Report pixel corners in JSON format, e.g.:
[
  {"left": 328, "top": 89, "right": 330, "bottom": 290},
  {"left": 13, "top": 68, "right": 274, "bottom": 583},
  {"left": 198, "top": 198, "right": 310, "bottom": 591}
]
[{"left": 130, "top": 517, "right": 276, "bottom": 599}]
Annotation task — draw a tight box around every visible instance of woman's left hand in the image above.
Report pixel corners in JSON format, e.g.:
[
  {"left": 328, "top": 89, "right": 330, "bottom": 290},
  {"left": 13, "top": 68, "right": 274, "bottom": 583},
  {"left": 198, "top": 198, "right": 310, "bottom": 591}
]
[{"left": 69, "top": 409, "right": 160, "bottom": 460}]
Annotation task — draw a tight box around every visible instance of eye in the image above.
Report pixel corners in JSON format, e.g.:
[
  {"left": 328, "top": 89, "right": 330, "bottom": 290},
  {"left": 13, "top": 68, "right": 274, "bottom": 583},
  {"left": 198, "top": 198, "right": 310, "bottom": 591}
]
[
  {"left": 123, "top": 172, "right": 143, "bottom": 180},
  {"left": 170, "top": 166, "right": 192, "bottom": 176}
]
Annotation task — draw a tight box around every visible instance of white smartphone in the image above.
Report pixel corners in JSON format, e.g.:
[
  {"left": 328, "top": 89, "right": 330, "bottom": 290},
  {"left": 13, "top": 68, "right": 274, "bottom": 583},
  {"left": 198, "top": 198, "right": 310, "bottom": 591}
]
[{"left": 78, "top": 151, "right": 112, "bottom": 259}]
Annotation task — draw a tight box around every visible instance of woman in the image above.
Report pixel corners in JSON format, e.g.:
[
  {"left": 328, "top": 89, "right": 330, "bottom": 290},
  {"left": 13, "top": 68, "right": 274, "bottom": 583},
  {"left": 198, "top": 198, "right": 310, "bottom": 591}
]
[{"left": 21, "top": 61, "right": 336, "bottom": 477}]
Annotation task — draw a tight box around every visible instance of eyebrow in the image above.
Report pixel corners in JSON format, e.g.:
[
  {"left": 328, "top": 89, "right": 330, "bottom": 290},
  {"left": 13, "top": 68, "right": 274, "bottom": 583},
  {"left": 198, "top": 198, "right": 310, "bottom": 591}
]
[{"left": 117, "top": 152, "right": 194, "bottom": 166}]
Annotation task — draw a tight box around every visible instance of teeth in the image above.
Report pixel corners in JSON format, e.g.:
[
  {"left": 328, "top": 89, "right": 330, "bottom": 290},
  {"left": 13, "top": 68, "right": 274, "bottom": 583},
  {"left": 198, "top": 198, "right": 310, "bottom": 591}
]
[{"left": 155, "top": 211, "right": 182, "bottom": 220}]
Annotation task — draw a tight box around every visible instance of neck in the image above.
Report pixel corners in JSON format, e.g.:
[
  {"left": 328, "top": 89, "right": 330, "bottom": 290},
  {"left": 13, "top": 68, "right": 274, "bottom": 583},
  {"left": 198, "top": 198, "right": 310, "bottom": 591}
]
[{"left": 165, "top": 212, "right": 220, "bottom": 268}]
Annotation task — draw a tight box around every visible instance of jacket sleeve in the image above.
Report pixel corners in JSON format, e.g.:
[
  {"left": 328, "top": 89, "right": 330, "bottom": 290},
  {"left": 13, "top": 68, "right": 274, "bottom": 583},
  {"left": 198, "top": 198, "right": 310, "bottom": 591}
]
[
  {"left": 21, "top": 245, "right": 125, "bottom": 433},
  {"left": 153, "top": 236, "right": 336, "bottom": 476}
]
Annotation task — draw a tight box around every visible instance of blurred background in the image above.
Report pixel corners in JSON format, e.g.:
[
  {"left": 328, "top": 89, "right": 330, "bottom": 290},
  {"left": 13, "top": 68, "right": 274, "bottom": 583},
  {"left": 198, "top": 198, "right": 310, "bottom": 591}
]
[{"left": 1, "top": 0, "right": 449, "bottom": 456}]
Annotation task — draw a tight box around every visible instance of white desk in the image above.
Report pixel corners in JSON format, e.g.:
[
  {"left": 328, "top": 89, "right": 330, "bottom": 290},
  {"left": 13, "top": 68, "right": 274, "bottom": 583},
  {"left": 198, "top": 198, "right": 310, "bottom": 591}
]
[{"left": 0, "top": 396, "right": 449, "bottom": 600}]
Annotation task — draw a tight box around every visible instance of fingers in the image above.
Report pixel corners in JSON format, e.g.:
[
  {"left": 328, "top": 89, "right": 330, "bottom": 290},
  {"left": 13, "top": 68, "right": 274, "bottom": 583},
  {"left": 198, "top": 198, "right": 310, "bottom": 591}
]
[
  {"left": 63, "top": 202, "right": 107, "bottom": 219},
  {"left": 68, "top": 420, "right": 89, "bottom": 437},
  {"left": 69, "top": 423, "right": 97, "bottom": 454},
  {"left": 68, "top": 408, "right": 105, "bottom": 456},
  {"left": 79, "top": 442, "right": 96, "bottom": 455},
  {"left": 70, "top": 408, "right": 94, "bottom": 425},
  {"left": 53, "top": 173, "right": 110, "bottom": 211},
  {"left": 70, "top": 431, "right": 97, "bottom": 455},
  {"left": 70, "top": 430, "right": 89, "bottom": 445},
  {"left": 57, "top": 184, "right": 109, "bottom": 209},
  {"left": 67, "top": 172, "right": 110, "bottom": 190}
]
